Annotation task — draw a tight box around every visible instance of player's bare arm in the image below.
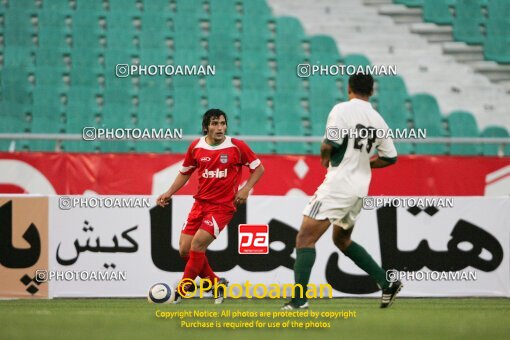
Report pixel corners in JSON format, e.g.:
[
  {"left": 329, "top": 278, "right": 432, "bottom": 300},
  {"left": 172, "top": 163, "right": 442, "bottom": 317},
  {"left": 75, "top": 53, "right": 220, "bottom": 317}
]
[
  {"left": 235, "top": 164, "right": 265, "bottom": 206},
  {"left": 156, "top": 173, "right": 192, "bottom": 207},
  {"left": 320, "top": 142, "right": 332, "bottom": 168},
  {"left": 370, "top": 156, "right": 397, "bottom": 169}
]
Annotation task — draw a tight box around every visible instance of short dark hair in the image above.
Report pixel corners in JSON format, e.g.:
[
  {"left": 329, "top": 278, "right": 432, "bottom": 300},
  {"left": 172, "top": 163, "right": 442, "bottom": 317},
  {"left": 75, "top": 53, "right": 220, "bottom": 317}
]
[
  {"left": 348, "top": 73, "right": 374, "bottom": 97},
  {"left": 202, "top": 109, "right": 228, "bottom": 135}
]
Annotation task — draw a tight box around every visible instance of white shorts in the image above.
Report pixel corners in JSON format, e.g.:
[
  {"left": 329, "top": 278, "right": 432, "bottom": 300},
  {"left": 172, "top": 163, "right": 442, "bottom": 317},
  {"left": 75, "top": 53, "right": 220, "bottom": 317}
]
[{"left": 302, "top": 193, "right": 363, "bottom": 230}]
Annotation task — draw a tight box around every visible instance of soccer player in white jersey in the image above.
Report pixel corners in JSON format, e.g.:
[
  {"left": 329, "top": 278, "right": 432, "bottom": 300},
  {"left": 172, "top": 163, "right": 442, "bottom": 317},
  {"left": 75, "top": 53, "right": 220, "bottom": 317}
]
[{"left": 282, "top": 74, "right": 402, "bottom": 310}]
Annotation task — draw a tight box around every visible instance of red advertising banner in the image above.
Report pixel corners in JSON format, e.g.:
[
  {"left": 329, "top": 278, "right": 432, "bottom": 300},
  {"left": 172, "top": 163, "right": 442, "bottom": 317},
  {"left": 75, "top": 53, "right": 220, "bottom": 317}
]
[{"left": 0, "top": 152, "right": 509, "bottom": 196}]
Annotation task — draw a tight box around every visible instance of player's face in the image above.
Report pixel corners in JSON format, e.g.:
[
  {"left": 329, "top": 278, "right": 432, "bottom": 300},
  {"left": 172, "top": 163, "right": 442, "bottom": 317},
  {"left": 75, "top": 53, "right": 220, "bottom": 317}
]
[{"left": 206, "top": 115, "right": 227, "bottom": 144}]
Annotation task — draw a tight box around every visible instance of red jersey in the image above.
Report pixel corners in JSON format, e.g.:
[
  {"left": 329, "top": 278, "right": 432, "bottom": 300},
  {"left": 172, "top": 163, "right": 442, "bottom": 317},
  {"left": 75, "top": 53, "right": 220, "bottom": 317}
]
[{"left": 179, "top": 136, "right": 261, "bottom": 211}]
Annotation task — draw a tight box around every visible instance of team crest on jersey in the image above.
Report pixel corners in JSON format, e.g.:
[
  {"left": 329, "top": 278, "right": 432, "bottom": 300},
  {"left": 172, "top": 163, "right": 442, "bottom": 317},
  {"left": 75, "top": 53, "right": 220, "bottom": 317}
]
[{"left": 220, "top": 154, "right": 228, "bottom": 163}]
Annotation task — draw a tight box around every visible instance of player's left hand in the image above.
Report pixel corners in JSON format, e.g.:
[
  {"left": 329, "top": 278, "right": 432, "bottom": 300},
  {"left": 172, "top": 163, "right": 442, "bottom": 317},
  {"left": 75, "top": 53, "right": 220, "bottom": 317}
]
[{"left": 234, "top": 188, "right": 249, "bottom": 206}]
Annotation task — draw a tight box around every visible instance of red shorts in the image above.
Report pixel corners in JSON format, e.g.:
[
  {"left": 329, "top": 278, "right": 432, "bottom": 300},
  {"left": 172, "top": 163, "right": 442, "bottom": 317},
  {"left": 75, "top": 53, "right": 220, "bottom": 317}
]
[{"left": 181, "top": 201, "right": 234, "bottom": 238}]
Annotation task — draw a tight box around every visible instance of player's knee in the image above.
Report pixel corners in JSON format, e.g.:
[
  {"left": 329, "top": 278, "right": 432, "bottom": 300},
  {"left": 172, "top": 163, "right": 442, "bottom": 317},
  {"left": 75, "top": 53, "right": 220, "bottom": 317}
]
[
  {"left": 179, "top": 249, "right": 189, "bottom": 258},
  {"left": 190, "top": 238, "right": 208, "bottom": 252}
]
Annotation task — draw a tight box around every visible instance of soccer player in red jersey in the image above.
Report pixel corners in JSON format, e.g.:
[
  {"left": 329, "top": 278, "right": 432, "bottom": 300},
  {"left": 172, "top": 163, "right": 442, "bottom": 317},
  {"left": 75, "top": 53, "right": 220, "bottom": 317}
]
[{"left": 156, "top": 109, "right": 264, "bottom": 303}]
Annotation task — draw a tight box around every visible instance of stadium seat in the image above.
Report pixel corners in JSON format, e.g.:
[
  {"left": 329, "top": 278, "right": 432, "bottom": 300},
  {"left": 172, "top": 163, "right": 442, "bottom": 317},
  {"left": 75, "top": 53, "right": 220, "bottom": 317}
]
[
  {"left": 423, "top": 0, "right": 454, "bottom": 25},
  {"left": 484, "top": 37, "right": 510, "bottom": 63},
  {"left": 75, "top": 0, "right": 105, "bottom": 11},
  {"left": 3, "top": 47, "right": 35, "bottom": 69},
  {"left": 7, "top": 0, "right": 38, "bottom": 13},
  {"left": 65, "top": 87, "right": 99, "bottom": 134},
  {"left": 241, "top": 51, "right": 271, "bottom": 75},
  {"left": 210, "top": 0, "right": 240, "bottom": 18},
  {"left": 394, "top": 0, "right": 424, "bottom": 7},
  {"left": 241, "top": 14, "right": 273, "bottom": 45},
  {"left": 447, "top": 111, "right": 481, "bottom": 155},
  {"left": 411, "top": 94, "right": 447, "bottom": 155},
  {"left": 310, "top": 35, "right": 342, "bottom": 65},
  {"left": 275, "top": 72, "right": 306, "bottom": 97},
  {"left": 4, "top": 10, "right": 35, "bottom": 48},
  {"left": 275, "top": 17, "right": 306, "bottom": 55},
  {"left": 242, "top": 0, "right": 272, "bottom": 16},
  {"left": 108, "top": 0, "right": 140, "bottom": 14},
  {"left": 206, "top": 88, "right": 239, "bottom": 124},
  {"left": 208, "top": 35, "right": 239, "bottom": 73},
  {"left": 480, "top": 126, "right": 510, "bottom": 156},
  {"left": 175, "top": 0, "right": 206, "bottom": 18},
  {"left": 375, "top": 76, "right": 411, "bottom": 124},
  {"left": 142, "top": 0, "right": 172, "bottom": 12},
  {"left": 484, "top": 18, "right": 510, "bottom": 63},
  {"left": 487, "top": 0, "right": 510, "bottom": 19},
  {"left": 452, "top": 0, "right": 485, "bottom": 44}
]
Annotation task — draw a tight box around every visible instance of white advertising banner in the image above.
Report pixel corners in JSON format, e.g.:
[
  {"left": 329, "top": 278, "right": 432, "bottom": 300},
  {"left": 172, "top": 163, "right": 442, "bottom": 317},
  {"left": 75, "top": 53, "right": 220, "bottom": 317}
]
[{"left": 44, "top": 195, "right": 510, "bottom": 298}]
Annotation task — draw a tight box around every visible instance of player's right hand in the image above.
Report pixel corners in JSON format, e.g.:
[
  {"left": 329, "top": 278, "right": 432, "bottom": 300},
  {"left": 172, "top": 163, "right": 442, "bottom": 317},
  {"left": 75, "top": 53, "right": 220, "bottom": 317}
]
[{"left": 156, "top": 191, "right": 172, "bottom": 207}]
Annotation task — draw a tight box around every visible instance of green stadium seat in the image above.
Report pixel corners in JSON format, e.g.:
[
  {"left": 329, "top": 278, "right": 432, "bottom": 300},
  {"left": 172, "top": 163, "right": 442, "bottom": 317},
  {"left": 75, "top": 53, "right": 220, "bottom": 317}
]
[
  {"left": 76, "top": 0, "right": 105, "bottom": 11},
  {"left": 241, "top": 51, "right": 271, "bottom": 74},
  {"left": 7, "top": 0, "right": 38, "bottom": 13},
  {"left": 210, "top": 0, "right": 240, "bottom": 18},
  {"left": 310, "top": 35, "right": 342, "bottom": 65},
  {"left": 172, "top": 49, "right": 203, "bottom": 65},
  {"left": 423, "top": 0, "right": 454, "bottom": 25},
  {"left": 273, "top": 92, "right": 307, "bottom": 149},
  {"left": 480, "top": 126, "right": 510, "bottom": 156},
  {"left": 70, "top": 48, "right": 102, "bottom": 69},
  {"left": 138, "top": 84, "right": 170, "bottom": 117},
  {"left": 240, "top": 89, "right": 270, "bottom": 110},
  {"left": 207, "top": 88, "right": 239, "bottom": 124},
  {"left": 411, "top": 94, "right": 447, "bottom": 155},
  {"left": 241, "top": 14, "right": 273, "bottom": 42},
  {"left": 72, "top": 11, "right": 103, "bottom": 31},
  {"left": 171, "top": 86, "right": 204, "bottom": 133},
  {"left": 70, "top": 67, "right": 101, "bottom": 87},
  {"left": 109, "top": 0, "right": 140, "bottom": 14},
  {"left": 34, "top": 67, "right": 66, "bottom": 87},
  {"left": 452, "top": 0, "right": 485, "bottom": 44},
  {"left": 487, "top": 0, "right": 510, "bottom": 19},
  {"left": 309, "top": 80, "right": 339, "bottom": 136},
  {"left": 4, "top": 14, "right": 35, "bottom": 48},
  {"left": 375, "top": 76, "right": 411, "bottom": 123},
  {"left": 343, "top": 54, "right": 371, "bottom": 68},
  {"left": 275, "top": 17, "right": 306, "bottom": 55},
  {"left": 3, "top": 47, "right": 35, "bottom": 68},
  {"left": 484, "top": 36, "right": 510, "bottom": 63},
  {"left": 275, "top": 72, "right": 305, "bottom": 97},
  {"left": 38, "top": 29, "right": 69, "bottom": 50},
  {"left": 447, "top": 111, "right": 481, "bottom": 155},
  {"left": 65, "top": 87, "right": 99, "bottom": 133},
  {"left": 241, "top": 71, "right": 271, "bottom": 93},
  {"left": 208, "top": 35, "right": 239, "bottom": 73},
  {"left": 242, "top": 0, "right": 272, "bottom": 16},
  {"left": 36, "top": 48, "right": 66, "bottom": 68},
  {"left": 41, "top": 0, "right": 71, "bottom": 11},
  {"left": 1, "top": 68, "right": 32, "bottom": 116},
  {"left": 175, "top": 0, "right": 206, "bottom": 18},
  {"left": 486, "top": 18, "right": 510, "bottom": 37},
  {"left": 394, "top": 0, "right": 424, "bottom": 7},
  {"left": 143, "top": 0, "right": 172, "bottom": 12},
  {"left": 140, "top": 13, "right": 171, "bottom": 49}
]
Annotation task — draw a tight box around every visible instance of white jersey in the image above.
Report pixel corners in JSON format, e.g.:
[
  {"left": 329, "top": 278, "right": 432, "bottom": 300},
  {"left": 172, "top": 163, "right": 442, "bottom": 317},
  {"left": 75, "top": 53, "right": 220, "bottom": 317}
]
[{"left": 317, "top": 98, "right": 397, "bottom": 198}]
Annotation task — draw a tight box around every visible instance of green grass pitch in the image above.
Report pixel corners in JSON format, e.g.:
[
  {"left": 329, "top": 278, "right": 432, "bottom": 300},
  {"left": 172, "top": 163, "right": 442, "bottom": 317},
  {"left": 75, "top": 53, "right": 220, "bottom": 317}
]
[{"left": 1, "top": 298, "right": 509, "bottom": 339}]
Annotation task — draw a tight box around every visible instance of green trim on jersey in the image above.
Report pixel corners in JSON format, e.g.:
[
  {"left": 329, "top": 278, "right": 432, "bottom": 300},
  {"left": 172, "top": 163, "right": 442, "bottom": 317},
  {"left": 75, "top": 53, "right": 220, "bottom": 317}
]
[
  {"left": 380, "top": 156, "right": 398, "bottom": 164},
  {"left": 325, "top": 136, "right": 349, "bottom": 167}
]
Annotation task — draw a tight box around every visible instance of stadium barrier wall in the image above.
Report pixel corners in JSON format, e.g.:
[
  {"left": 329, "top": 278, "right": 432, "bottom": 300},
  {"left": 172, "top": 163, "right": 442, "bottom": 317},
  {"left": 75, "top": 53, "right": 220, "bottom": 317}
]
[
  {"left": 1, "top": 195, "right": 509, "bottom": 298},
  {"left": 0, "top": 153, "right": 509, "bottom": 195}
]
